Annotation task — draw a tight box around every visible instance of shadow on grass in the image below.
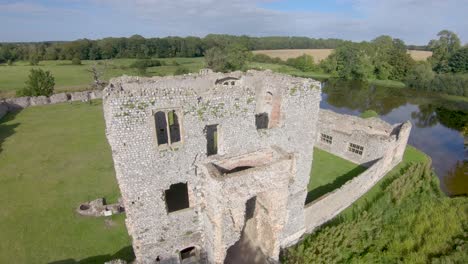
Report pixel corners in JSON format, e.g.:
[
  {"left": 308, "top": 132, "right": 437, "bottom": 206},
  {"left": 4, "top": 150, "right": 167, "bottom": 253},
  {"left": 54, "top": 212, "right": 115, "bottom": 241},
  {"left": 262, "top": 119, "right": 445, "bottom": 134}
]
[
  {"left": 305, "top": 166, "right": 367, "bottom": 204},
  {"left": 0, "top": 110, "right": 21, "bottom": 154},
  {"left": 48, "top": 246, "right": 135, "bottom": 264}
]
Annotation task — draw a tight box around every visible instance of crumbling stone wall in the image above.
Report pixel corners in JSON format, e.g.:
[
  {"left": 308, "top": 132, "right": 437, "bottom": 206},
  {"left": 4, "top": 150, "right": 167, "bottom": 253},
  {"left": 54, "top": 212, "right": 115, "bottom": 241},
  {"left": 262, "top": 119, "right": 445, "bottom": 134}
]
[
  {"left": 102, "top": 70, "right": 321, "bottom": 264},
  {"left": 0, "top": 90, "right": 103, "bottom": 120},
  {"left": 304, "top": 112, "right": 412, "bottom": 233},
  {"left": 316, "top": 109, "right": 405, "bottom": 166}
]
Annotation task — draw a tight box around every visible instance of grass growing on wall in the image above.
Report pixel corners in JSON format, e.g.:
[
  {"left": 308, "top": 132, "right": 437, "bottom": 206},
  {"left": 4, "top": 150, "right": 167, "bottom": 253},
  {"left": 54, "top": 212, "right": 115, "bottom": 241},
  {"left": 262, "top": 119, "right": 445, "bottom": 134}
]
[
  {"left": 284, "top": 147, "right": 468, "bottom": 263},
  {"left": 0, "top": 101, "right": 132, "bottom": 263}
]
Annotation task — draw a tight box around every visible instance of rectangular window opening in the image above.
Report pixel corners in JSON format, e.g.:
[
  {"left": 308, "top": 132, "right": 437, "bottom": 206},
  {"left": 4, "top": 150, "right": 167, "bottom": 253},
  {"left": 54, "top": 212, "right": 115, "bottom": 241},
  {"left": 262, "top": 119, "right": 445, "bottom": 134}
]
[
  {"left": 348, "top": 143, "right": 364, "bottom": 156},
  {"left": 320, "top": 133, "right": 333, "bottom": 144},
  {"left": 164, "top": 182, "right": 190, "bottom": 213},
  {"left": 255, "top": 113, "right": 269, "bottom": 130},
  {"left": 206, "top": 124, "right": 218, "bottom": 156},
  {"left": 155, "top": 111, "right": 168, "bottom": 145},
  {"left": 168, "top": 110, "right": 181, "bottom": 143}
]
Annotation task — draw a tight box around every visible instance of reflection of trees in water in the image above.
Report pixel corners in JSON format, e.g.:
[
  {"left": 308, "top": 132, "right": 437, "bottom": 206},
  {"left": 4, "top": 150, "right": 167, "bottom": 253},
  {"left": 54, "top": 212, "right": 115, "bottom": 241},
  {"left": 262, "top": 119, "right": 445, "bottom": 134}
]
[
  {"left": 435, "top": 107, "right": 468, "bottom": 131},
  {"left": 444, "top": 161, "right": 468, "bottom": 196},
  {"left": 411, "top": 104, "right": 438, "bottom": 128},
  {"left": 323, "top": 79, "right": 407, "bottom": 115}
]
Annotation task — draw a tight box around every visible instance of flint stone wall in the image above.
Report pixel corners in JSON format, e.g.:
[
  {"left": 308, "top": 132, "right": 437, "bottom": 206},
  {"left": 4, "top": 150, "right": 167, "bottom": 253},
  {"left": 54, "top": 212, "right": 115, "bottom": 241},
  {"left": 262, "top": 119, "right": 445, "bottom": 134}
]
[
  {"left": 304, "top": 116, "right": 412, "bottom": 233},
  {"left": 316, "top": 109, "right": 403, "bottom": 166},
  {"left": 0, "top": 90, "right": 103, "bottom": 120},
  {"left": 102, "top": 70, "right": 321, "bottom": 264}
]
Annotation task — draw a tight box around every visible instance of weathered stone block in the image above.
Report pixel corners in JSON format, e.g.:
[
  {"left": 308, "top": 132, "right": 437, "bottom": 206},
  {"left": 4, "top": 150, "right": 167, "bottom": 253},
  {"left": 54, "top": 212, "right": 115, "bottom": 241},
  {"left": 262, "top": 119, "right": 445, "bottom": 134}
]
[
  {"left": 49, "top": 93, "right": 70, "bottom": 104},
  {"left": 30, "top": 96, "right": 50, "bottom": 106},
  {"left": 6, "top": 96, "right": 30, "bottom": 111}
]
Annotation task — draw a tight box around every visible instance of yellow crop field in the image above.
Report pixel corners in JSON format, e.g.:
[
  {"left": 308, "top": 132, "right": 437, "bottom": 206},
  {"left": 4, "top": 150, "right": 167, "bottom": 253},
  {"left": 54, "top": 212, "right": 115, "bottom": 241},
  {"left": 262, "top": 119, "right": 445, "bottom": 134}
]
[{"left": 253, "top": 49, "right": 432, "bottom": 62}]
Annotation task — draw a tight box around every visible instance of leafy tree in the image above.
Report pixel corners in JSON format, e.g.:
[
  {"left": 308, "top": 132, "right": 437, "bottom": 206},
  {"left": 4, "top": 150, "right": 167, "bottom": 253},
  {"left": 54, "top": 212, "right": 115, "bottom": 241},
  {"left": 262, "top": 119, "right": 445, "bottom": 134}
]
[
  {"left": 205, "top": 44, "right": 250, "bottom": 72},
  {"left": 29, "top": 55, "right": 39, "bottom": 66},
  {"left": 333, "top": 43, "right": 373, "bottom": 80},
  {"left": 448, "top": 47, "right": 468, "bottom": 73},
  {"left": 405, "top": 61, "right": 435, "bottom": 90},
  {"left": 17, "top": 69, "right": 55, "bottom": 96},
  {"left": 429, "top": 30, "right": 461, "bottom": 73},
  {"left": 204, "top": 47, "right": 227, "bottom": 72}
]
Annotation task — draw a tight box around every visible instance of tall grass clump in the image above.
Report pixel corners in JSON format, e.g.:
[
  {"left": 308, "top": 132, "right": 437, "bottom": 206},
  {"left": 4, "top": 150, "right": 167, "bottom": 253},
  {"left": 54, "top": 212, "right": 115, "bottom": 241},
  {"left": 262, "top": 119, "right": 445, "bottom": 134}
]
[{"left": 284, "top": 161, "right": 468, "bottom": 263}]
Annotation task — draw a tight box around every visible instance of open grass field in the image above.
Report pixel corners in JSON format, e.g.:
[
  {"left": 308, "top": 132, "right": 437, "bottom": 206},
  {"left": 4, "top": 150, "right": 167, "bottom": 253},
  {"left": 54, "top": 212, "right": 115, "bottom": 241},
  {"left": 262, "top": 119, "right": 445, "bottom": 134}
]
[
  {"left": 253, "top": 49, "right": 432, "bottom": 62},
  {"left": 0, "top": 58, "right": 205, "bottom": 98},
  {"left": 0, "top": 101, "right": 132, "bottom": 263}
]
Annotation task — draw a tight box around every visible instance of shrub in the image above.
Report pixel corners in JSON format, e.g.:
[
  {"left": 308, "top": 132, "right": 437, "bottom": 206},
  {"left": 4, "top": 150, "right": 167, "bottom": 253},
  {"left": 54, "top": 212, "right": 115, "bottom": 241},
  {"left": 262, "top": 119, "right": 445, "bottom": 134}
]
[
  {"left": 29, "top": 56, "right": 39, "bottom": 66},
  {"left": 174, "top": 66, "right": 189, "bottom": 75},
  {"left": 7, "top": 59, "right": 13, "bottom": 66},
  {"left": 71, "top": 57, "right": 82, "bottom": 65},
  {"left": 286, "top": 54, "right": 317, "bottom": 72},
  {"left": 130, "top": 59, "right": 162, "bottom": 69},
  {"left": 405, "top": 61, "right": 435, "bottom": 90},
  {"left": 251, "top": 54, "right": 283, "bottom": 64},
  {"left": 360, "top": 110, "right": 378, "bottom": 118},
  {"left": 17, "top": 68, "right": 55, "bottom": 97}
]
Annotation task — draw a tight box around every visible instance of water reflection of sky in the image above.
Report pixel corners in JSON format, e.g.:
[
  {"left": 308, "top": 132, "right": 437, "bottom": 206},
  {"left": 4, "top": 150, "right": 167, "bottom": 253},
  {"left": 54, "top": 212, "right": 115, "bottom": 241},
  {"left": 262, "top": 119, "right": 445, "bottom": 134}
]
[{"left": 320, "top": 95, "right": 466, "bottom": 194}]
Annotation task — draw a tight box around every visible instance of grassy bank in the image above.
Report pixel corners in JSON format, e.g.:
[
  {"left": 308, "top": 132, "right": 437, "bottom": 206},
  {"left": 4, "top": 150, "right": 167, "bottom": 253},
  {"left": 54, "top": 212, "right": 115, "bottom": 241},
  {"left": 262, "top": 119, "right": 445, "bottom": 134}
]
[
  {"left": 0, "top": 101, "right": 132, "bottom": 263},
  {"left": 284, "top": 147, "right": 468, "bottom": 263}
]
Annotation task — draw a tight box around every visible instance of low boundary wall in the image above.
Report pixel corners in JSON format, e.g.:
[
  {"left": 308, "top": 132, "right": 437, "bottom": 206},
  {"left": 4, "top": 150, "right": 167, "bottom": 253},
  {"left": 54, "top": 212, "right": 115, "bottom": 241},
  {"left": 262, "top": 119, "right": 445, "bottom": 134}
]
[
  {"left": 0, "top": 90, "right": 103, "bottom": 120},
  {"left": 304, "top": 114, "right": 411, "bottom": 234}
]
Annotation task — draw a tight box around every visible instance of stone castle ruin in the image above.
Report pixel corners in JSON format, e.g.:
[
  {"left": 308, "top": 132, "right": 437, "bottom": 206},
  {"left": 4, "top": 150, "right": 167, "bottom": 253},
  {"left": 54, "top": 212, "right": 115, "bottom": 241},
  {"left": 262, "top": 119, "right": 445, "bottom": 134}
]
[{"left": 102, "top": 70, "right": 411, "bottom": 264}]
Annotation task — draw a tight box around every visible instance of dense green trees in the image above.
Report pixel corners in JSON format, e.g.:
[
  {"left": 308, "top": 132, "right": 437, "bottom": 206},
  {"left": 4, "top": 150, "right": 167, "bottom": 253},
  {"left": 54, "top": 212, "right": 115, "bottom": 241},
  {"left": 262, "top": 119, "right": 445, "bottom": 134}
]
[
  {"left": 0, "top": 35, "right": 348, "bottom": 63},
  {"left": 429, "top": 30, "right": 462, "bottom": 73},
  {"left": 286, "top": 54, "right": 317, "bottom": 72},
  {"left": 204, "top": 44, "right": 250, "bottom": 72},
  {"left": 405, "top": 30, "right": 468, "bottom": 96},
  {"left": 17, "top": 69, "right": 55, "bottom": 96}
]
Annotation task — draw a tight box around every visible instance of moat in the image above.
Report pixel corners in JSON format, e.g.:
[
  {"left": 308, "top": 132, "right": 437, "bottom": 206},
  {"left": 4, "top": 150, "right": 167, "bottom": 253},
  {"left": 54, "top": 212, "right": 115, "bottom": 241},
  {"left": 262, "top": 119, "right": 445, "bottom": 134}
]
[{"left": 321, "top": 80, "right": 468, "bottom": 196}]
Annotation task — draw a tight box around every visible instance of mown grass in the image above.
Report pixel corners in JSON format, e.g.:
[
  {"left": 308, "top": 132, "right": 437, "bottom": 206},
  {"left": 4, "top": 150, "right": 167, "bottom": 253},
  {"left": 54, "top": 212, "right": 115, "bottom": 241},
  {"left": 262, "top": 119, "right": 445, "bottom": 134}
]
[
  {"left": 284, "top": 146, "right": 468, "bottom": 263},
  {"left": 0, "top": 58, "right": 205, "bottom": 98},
  {"left": 0, "top": 101, "right": 133, "bottom": 263},
  {"left": 307, "top": 148, "right": 367, "bottom": 203}
]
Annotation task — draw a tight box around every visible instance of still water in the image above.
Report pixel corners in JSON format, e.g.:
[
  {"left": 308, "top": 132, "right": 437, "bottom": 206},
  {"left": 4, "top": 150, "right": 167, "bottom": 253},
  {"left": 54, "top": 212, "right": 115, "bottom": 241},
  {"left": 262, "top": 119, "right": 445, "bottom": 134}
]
[{"left": 320, "top": 80, "right": 468, "bottom": 196}]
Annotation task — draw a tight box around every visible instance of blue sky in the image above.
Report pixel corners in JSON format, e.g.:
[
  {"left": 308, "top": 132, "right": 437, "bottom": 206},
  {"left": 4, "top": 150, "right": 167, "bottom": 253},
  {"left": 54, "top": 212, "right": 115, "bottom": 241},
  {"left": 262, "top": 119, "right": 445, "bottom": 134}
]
[{"left": 1, "top": 0, "right": 467, "bottom": 44}]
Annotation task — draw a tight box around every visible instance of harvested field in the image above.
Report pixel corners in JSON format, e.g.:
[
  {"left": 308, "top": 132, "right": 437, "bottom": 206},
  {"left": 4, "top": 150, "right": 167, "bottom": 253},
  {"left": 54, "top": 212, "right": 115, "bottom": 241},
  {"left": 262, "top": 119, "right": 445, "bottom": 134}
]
[
  {"left": 253, "top": 49, "right": 432, "bottom": 62},
  {"left": 407, "top": 50, "right": 433, "bottom": 61},
  {"left": 253, "top": 49, "right": 333, "bottom": 62}
]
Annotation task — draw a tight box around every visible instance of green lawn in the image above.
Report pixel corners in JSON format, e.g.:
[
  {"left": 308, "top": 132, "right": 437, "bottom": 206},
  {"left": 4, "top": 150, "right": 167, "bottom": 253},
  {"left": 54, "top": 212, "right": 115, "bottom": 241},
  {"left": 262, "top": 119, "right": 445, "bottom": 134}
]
[
  {"left": 307, "top": 148, "right": 367, "bottom": 203},
  {"left": 0, "top": 58, "right": 205, "bottom": 98},
  {"left": 0, "top": 101, "right": 132, "bottom": 263}
]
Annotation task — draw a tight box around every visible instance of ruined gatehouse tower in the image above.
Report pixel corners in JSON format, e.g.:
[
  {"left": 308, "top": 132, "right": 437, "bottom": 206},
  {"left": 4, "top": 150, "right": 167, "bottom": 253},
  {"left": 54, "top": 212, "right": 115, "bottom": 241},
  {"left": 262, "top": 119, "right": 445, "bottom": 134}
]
[{"left": 103, "top": 70, "right": 322, "bottom": 263}]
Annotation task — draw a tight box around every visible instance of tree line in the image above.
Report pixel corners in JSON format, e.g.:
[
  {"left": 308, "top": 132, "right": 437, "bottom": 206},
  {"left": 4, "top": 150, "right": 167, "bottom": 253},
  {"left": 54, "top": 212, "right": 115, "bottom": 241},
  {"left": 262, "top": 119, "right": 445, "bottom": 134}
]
[{"left": 0, "top": 34, "right": 422, "bottom": 64}]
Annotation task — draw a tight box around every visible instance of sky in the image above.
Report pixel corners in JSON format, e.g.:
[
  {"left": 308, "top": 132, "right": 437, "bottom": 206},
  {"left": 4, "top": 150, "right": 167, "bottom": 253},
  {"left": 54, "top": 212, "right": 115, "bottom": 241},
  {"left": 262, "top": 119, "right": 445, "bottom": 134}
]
[{"left": 0, "top": 0, "right": 467, "bottom": 44}]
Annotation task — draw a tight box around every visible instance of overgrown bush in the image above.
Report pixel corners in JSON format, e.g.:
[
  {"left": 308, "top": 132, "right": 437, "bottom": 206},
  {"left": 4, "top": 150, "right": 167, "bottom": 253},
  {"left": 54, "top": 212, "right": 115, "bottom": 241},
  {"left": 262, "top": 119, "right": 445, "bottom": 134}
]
[
  {"left": 71, "top": 57, "right": 82, "bottom": 65},
  {"left": 285, "top": 54, "right": 317, "bottom": 72},
  {"left": 174, "top": 66, "right": 189, "bottom": 75},
  {"left": 17, "top": 68, "right": 55, "bottom": 96},
  {"left": 251, "top": 53, "right": 283, "bottom": 64},
  {"left": 284, "top": 162, "right": 468, "bottom": 263},
  {"left": 130, "top": 59, "right": 163, "bottom": 69}
]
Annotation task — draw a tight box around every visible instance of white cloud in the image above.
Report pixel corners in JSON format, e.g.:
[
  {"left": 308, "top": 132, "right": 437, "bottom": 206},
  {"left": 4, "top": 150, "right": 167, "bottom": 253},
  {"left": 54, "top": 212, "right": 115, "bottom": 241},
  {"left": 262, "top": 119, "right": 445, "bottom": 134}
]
[{"left": 1, "top": 0, "right": 467, "bottom": 43}]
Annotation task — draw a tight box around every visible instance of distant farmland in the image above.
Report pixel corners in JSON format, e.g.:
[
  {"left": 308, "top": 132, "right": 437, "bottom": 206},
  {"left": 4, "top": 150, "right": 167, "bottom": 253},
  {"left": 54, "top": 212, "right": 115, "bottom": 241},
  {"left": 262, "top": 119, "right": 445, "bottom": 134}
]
[{"left": 252, "top": 49, "right": 432, "bottom": 62}]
